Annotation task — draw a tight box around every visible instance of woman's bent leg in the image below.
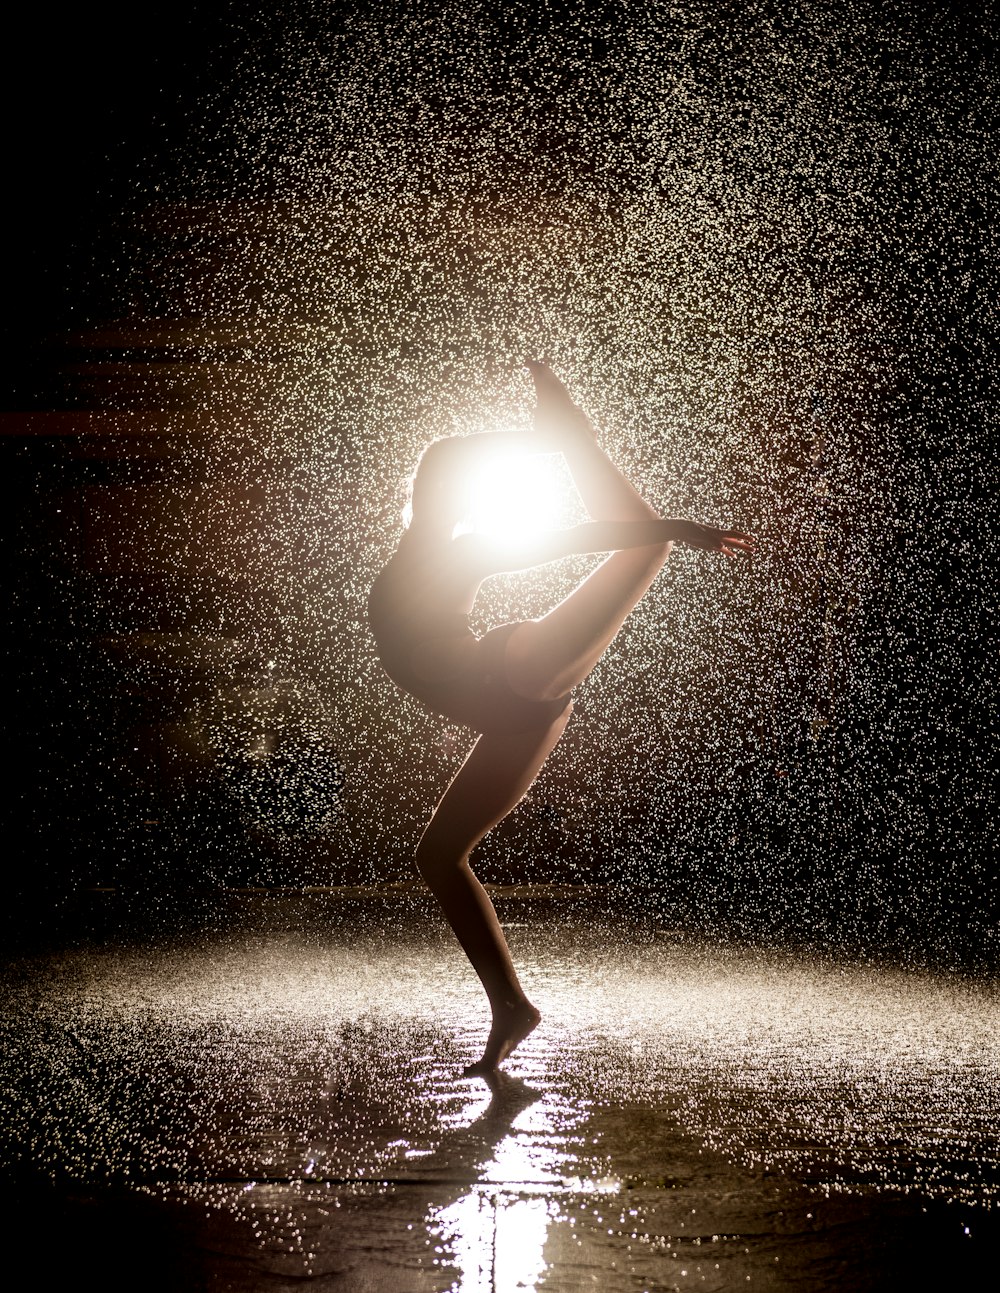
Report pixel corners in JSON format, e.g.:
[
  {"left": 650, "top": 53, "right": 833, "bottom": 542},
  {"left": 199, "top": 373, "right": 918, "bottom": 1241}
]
[
  {"left": 505, "top": 365, "right": 674, "bottom": 700},
  {"left": 506, "top": 545, "right": 672, "bottom": 701},
  {"left": 530, "top": 361, "right": 660, "bottom": 523},
  {"left": 414, "top": 707, "right": 572, "bottom": 1072}
]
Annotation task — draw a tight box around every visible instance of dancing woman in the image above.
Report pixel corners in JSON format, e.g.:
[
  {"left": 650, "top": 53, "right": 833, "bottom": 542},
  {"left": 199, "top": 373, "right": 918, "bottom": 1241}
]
[{"left": 368, "top": 363, "right": 753, "bottom": 1073}]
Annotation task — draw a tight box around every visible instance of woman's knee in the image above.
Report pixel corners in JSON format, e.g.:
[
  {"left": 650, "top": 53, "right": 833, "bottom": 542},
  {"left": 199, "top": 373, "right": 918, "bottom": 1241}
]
[
  {"left": 414, "top": 821, "right": 470, "bottom": 882},
  {"left": 413, "top": 845, "right": 449, "bottom": 885}
]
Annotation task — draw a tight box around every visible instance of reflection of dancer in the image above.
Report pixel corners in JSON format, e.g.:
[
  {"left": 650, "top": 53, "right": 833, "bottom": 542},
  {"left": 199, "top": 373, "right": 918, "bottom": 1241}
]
[{"left": 369, "top": 363, "right": 753, "bottom": 1073}]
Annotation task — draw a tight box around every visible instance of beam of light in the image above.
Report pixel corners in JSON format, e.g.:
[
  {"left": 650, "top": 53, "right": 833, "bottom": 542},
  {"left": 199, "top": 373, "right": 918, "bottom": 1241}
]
[{"left": 31, "top": 0, "right": 992, "bottom": 1002}]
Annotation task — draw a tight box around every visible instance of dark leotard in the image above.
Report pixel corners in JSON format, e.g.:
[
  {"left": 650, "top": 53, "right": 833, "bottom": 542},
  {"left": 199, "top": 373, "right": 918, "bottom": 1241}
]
[{"left": 368, "top": 573, "right": 570, "bottom": 735}]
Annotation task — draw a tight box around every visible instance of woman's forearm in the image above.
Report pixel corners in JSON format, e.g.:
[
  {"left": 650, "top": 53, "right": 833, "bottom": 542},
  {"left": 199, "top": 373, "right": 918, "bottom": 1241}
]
[
  {"left": 564, "top": 519, "right": 678, "bottom": 554},
  {"left": 464, "top": 517, "right": 747, "bottom": 575},
  {"left": 563, "top": 518, "right": 750, "bottom": 557}
]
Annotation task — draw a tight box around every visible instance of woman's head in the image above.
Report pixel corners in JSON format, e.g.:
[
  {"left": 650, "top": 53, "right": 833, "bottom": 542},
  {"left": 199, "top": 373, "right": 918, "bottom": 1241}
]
[{"left": 404, "top": 436, "right": 475, "bottom": 530}]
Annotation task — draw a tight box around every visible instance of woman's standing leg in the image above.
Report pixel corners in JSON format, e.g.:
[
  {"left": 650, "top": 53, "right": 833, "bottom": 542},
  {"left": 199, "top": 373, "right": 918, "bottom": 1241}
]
[{"left": 415, "top": 707, "right": 572, "bottom": 1072}]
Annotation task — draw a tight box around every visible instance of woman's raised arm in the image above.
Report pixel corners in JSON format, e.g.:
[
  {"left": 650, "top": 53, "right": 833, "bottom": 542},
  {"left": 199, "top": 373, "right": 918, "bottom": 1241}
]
[{"left": 456, "top": 518, "right": 755, "bottom": 576}]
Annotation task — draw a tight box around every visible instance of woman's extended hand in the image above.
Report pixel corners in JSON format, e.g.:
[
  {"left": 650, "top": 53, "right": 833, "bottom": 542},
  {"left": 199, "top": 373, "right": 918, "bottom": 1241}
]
[{"left": 669, "top": 519, "right": 756, "bottom": 556}]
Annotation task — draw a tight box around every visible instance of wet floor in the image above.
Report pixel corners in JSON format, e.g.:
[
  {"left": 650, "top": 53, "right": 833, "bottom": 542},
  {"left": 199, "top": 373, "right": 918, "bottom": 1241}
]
[{"left": 2, "top": 887, "right": 996, "bottom": 1290}]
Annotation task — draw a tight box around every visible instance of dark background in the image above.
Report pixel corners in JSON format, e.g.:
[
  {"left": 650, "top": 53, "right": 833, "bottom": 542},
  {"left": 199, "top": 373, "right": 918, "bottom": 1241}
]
[{"left": 2, "top": 1, "right": 995, "bottom": 965}]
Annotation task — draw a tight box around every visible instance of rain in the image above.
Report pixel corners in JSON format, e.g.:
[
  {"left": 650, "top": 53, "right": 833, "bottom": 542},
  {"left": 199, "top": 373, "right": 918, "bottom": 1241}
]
[{"left": 1, "top": 0, "right": 996, "bottom": 1288}]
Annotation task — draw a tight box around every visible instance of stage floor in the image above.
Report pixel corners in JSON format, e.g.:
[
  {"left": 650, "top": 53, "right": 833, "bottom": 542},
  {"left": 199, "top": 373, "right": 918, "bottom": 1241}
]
[{"left": 2, "top": 887, "right": 996, "bottom": 1290}]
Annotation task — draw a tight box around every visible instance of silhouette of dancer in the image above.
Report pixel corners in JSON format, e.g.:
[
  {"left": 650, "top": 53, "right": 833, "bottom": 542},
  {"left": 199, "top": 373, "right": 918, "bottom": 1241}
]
[{"left": 369, "top": 363, "right": 753, "bottom": 1073}]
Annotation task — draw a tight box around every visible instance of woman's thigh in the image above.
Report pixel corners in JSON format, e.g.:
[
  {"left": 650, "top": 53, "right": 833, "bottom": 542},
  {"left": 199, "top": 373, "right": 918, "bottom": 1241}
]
[
  {"left": 417, "top": 707, "right": 572, "bottom": 863},
  {"left": 503, "top": 546, "right": 671, "bottom": 701}
]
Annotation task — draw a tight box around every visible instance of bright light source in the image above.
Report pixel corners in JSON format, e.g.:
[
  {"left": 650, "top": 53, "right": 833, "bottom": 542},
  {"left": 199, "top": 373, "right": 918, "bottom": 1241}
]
[{"left": 467, "top": 449, "right": 571, "bottom": 542}]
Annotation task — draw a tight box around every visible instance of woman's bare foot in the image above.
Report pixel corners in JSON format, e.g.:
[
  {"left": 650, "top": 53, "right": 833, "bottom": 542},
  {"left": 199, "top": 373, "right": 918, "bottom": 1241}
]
[
  {"left": 527, "top": 360, "right": 598, "bottom": 444},
  {"left": 463, "top": 999, "right": 542, "bottom": 1076}
]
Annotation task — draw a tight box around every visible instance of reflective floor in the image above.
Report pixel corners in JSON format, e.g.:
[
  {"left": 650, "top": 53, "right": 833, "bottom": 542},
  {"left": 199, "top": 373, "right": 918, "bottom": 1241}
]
[{"left": 2, "top": 888, "right": 997, "bottom": 1290}]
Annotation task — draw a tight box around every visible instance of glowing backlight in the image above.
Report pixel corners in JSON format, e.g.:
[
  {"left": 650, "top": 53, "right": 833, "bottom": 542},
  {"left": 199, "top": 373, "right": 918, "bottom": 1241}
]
[{"left": 467, "top": 450, "right": 574, "bottom": 542}]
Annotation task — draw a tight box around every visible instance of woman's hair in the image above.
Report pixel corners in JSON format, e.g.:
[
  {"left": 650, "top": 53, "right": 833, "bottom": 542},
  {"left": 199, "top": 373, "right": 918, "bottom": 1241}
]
[{"left": 402, "top": 436, "right": 475, "bottom": 530}]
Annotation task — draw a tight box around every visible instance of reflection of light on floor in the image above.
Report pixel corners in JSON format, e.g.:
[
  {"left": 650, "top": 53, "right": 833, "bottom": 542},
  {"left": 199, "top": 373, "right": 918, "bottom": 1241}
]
[
  {"left": 6, "top": 918, "right": 998, "bottom": 1288},
  {"left": 436, "top": 1188, "right": 551, "bottom": 1293},
  {"left": 428, "top": 1061, "right": 605, "bottom": 1290},
  {"left": 432, "top": 1100, "right": 556, "bottom": 1290},
  {"left": 431, "top": 1124, "right": 623, "bottom": 1293},
  {"left": 440, "top": 1085, "right": 494, "bottom": 1130}
]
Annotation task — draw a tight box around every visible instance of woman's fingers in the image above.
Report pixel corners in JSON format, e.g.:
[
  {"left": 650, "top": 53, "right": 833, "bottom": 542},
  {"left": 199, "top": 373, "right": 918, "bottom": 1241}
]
[
  {"left": 702, "top": 529, "right": 755, "bottom": 556},
  {"left": 723, "top": 532, "right": 755, "bottom": 552}
]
